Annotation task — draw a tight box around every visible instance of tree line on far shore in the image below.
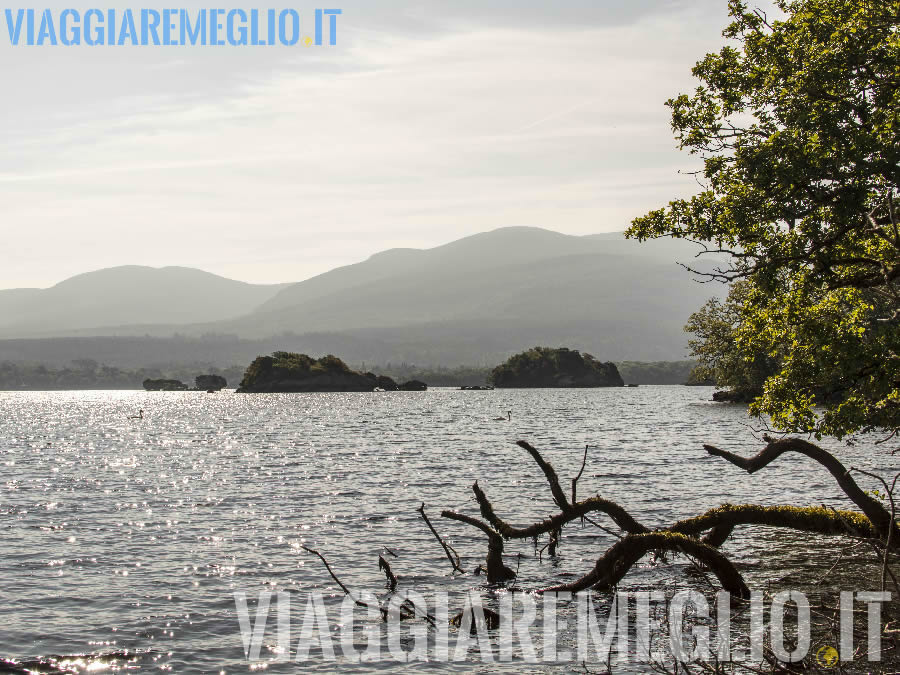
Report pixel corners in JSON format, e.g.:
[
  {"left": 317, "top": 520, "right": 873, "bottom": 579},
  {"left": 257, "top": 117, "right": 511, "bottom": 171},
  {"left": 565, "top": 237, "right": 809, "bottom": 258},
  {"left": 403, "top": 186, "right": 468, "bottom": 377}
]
[
  {"left": 0, "top": 358, "right": 705, "bottom": 390},
  {"left": 0, "top": 360, "right": 245, "bottom": 391}
]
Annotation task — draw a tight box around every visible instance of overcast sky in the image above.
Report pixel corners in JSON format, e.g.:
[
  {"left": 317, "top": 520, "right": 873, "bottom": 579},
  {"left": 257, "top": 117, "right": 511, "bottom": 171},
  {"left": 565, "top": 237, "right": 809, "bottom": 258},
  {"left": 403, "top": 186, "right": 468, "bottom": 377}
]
[{"left": 1, "top": 0, "right": 750, "bottom": 289}]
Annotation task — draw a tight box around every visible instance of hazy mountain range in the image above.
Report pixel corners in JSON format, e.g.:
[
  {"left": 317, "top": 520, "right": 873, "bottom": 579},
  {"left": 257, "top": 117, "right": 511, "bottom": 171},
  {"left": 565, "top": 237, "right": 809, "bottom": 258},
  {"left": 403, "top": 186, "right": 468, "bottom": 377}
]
[
  {"left": 0, "top": 266, "right": 289, "bottom": 336},
  {"left": 0, "top": 228, "right": 727, "bottom": 367}
]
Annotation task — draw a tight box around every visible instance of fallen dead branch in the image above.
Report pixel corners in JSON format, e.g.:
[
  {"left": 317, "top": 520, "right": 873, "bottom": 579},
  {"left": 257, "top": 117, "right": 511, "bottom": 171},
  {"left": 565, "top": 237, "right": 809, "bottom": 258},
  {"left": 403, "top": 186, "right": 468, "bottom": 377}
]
[
  {"left": 668, "top": 503, "right": 880, "bottom": 542},
  {"left": 571, "top": 443, "right": 590, "bottom": 506},
  {"left": 417, "top": 502, "right": 464, "bottom": 573},
  {"left": 472, "top": 480, "right": 648, "bottom": 539},
  {"left": 300, "top": 545, "right": 389, "bottom": 621},
  {"left": 300, "top": 545, "right": 436, "bottom": 627},
  {"left": 440, "top": 510, "right": 516, "bottom": 583},
  {"left": 440, "top": 438, "right": 895, "bottom": 598},
  {"left": 704, "top": 436, "right": 900, "bottom": 542},
  {"left": 517, "top": 440, "right": 571, "bottom": 509},
  {"left": 378, "top": 555, "right": 397, "bottom": 591},
  {"left": 539, "top": 531, "right": 751, "bottom": 598}
]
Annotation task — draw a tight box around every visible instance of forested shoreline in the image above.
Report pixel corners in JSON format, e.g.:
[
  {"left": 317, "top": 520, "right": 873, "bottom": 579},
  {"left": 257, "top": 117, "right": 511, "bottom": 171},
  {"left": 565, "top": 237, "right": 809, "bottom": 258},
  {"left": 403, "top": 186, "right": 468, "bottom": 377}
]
[{"left": 0, "top": 359, "right": 701, "bottom": 390}]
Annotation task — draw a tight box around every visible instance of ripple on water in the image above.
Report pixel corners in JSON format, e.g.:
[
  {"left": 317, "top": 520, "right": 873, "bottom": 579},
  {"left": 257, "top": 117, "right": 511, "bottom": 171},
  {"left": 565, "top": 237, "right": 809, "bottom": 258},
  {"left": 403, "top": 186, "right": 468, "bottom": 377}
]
[{"left": 0, "top": 387, "right": 891, "bottom": 672}]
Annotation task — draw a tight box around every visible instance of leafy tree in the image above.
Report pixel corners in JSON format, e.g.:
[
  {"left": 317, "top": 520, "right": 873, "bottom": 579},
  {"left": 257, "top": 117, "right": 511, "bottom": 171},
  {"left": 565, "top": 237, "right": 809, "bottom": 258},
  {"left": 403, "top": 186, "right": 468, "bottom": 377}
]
[
  {"left": 615, "top": 360, "right": 701, "bottom": 385},
  {"left": 627, "top": 0, "right": 900, "bottom": 438},
  {"left": 72, "top": 359, "right": 99, "bottom": 372},
  {"left": 195, "top": 374, "right": 227, "bottom": 391},
  {"left": 684, "top": 281, "right": 778, "bottom": 398}
]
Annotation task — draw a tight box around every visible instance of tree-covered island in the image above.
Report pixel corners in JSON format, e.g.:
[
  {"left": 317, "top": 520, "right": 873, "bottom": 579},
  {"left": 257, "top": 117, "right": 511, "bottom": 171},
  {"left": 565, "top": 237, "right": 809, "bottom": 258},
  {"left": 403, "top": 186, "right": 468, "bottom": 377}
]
[
  {"left": 236, "top": 351, "right": 427, "bottom": 393},
  {"left": 489, "top": 346, "right": 624, "bottom": 388}
]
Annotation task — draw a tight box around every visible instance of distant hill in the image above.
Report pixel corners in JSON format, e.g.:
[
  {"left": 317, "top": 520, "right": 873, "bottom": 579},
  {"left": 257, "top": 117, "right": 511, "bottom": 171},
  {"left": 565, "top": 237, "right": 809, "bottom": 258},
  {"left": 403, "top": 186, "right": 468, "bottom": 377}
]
[
  {"left": 0, "top": 228, "right": 727, "bottom": 363},
  {"left": 253, "top": 227, "right": 712, "bottom": 318},
  {"left": 0, "top": 266, "right": 288, "bottom": 338},
  {"left": 206, "top": 227, "right": 726, "bottom": 360}
]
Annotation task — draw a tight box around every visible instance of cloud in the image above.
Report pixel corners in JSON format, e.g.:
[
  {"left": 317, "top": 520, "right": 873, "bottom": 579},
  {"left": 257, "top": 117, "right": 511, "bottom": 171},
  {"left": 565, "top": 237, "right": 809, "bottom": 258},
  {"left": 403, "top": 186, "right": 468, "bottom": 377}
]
[{"left": 0, "top": 1, "right": 734, "bottom": 288}]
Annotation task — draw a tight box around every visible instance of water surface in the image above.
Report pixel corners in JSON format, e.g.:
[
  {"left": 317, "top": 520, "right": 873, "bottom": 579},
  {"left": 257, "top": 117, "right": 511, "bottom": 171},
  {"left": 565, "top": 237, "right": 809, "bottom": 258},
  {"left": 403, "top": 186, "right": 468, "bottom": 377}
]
[{"left": 1, "top": 387, "right": 894, "bottom": 671}]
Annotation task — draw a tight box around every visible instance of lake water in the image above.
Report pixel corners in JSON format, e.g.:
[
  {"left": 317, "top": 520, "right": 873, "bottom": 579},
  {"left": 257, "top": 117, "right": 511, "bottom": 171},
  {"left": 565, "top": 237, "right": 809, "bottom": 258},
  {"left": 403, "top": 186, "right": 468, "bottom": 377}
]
[{"left": 1, "top": 386, "right": 895, "bottom": 672}]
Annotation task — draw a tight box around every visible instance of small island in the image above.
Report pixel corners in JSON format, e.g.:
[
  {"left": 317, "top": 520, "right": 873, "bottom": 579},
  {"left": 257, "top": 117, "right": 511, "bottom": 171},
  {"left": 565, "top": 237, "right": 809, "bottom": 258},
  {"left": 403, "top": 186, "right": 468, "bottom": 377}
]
[
  {"left": 143, "top": 375, "right": 228, "bottom": 392},
  {"left": 489, "top": 347, "right": 624, "bottom": 388},
  {"left": 236, "top": 352, "right": 427, "bottom": 393},
  {"left": 195, "top": 374, "right": 227, "bottom": 392},
  {"left": 143, "top": 378, "right": 189, "bottom": 391}
]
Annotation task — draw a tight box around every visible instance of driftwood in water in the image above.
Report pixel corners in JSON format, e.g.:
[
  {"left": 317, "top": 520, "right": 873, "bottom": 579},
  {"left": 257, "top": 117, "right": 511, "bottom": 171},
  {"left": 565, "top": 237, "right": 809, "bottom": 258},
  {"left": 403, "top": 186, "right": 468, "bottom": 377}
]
[
  {"left": 441, "top": 510, "right": 517, "bottom": 583},
  {"left": 704, "top": 436, "right": 900, "bottom": 542},
  {"left": 472, "top": 480, "right": 648, "bottom": 539},
  {"left": 417, "top": 503, "right": 464, "bottom": 573},
  {"left": 378, "top": 555, "right": 397, "bottom": 590},
  {"left": 441, "top": 437, "right": 894, "bottom": 597},
  {"left": 517, "top": 440, "right": 571, "bottom": 510},
  {"left": 539, "top": 531, "right": 750, "bottom": 598},
  {"left": 300, "top": 545, "right": 436, "bottom": 626},
  {"left": 571, "top": 443, "right": 589, "bottom": 506},
  {"left": 300, "top": 545, "right": 389, "bottom": 621},
  {"left": 669, "top": 503, "right": 880, "bottom": 544},
  {"left": 449, "top": 606, "right": 502, "bottom": 631}
]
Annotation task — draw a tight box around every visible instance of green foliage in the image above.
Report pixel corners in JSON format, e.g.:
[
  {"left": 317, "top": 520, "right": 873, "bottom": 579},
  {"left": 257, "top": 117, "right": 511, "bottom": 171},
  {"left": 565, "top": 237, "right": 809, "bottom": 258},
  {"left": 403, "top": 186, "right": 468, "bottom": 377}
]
[
  {"left": 195, "top": 374, "right": 227, "bottom": 391},
  {"left": 368, "top": 363, "right": 491, "bottom": 387},
  {"left": 685, "top": 281, "right": 778, "bottom": 397},
  {"left": 489, "top": 346, "right": 623, "bottom": 388},
  {"left": 312, "top": 354, "right": 352, "bottom": 374},
  {"left": 369, "top": 362, "right": 704, "bottom": 386},
  {"left": 143, "top": 378, "right": 188, "bottom": 392},
  {"left": 627, "top": 0, "right": 900, "bottom": 437},
  {"left": 615, "top": 360, "right": 699, "bottom": 385},
  {"left": 0, "top": 361, "right": 242, "bottom": 391},
  {"left": 239, "top": 352, "right": 354, "bottom": 390}
]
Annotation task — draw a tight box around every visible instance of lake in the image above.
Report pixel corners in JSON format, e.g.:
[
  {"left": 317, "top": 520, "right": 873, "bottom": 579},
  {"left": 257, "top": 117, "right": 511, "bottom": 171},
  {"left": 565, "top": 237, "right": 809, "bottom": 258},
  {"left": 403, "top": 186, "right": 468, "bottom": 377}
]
[{"left": 1, "top": 386, "right": 894, "bottom": 672}]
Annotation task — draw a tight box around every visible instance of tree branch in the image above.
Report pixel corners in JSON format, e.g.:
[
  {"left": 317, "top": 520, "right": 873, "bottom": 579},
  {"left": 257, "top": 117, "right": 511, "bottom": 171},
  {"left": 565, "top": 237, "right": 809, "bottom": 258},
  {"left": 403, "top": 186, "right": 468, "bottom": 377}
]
[
  {"left": 668, "top": 503, "right": 880, "bottom": 543},
  {"left": 472, "top": 480, "right": 647, "bottom": 539},
  {"left": 441, "top": 510, "right": 516, "bottom": 583},
  {"left": 704, "top": 438, "right": 899, "bottom": 540},
  {"left": 517, "top": 440, "right": 571, "bottom": 510},
  {"left": 417, "top": 502, "right": 464, "bottom": 573},
  {"left": 539, "top": 532, "right": 750, "bottom": 598}
]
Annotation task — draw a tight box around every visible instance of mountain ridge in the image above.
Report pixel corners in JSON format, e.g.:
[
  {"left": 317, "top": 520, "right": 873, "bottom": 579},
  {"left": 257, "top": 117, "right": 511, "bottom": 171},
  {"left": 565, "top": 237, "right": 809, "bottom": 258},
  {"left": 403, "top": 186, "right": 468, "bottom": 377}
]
[
  {"left": 0, "top": 228, "right": 727, "bottom": 362},
  {"left": 0, "top": 265, "right": 290, "bottom": 337}
]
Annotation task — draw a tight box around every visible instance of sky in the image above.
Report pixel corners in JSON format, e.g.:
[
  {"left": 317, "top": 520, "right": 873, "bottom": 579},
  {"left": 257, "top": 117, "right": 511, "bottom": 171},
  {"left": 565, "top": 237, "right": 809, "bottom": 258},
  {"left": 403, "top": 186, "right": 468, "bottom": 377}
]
[{"left": 1, "top": 0, "right": 749, "bottom": 289}]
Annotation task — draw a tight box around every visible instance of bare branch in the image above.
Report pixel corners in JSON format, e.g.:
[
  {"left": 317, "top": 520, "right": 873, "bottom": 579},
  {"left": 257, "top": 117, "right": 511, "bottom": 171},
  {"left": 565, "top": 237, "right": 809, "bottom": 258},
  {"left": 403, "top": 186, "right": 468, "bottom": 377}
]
[
  {"left": 378, "top": 555, "right": 397, "bottom": 591},
  {"left": 417, "top": 502, "right": 464, "bottom": 573},
  {"left": 441, "top": 510, "right": 516, "bottom": 583},
  {"left": 539, "top": 532, "right": 750, "bottom": 598},
  {"left": 704, "top": 437, "right": 900, "bottom": 541},
  {"left": 517, "top": 440, "right": 571, "bottom": 510},
  {"left": 472, "top": 480, "right": 647, "bottom": 539},
  {"left": 300, "top": 545, "right": 389, "bottom": 621}
]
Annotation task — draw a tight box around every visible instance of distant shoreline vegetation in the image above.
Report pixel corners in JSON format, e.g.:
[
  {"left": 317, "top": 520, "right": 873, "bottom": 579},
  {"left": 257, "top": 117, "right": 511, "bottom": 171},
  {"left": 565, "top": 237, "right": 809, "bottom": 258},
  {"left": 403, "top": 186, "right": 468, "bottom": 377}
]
[
  {"left": 0, "top": 360, "right": 244, "bottom": 391},
  {"left": 143, "top": 374, "right": 228, "bottom": 392},
  {"left": 0, "top": 357, "right": 706, "bottom": 391}
]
